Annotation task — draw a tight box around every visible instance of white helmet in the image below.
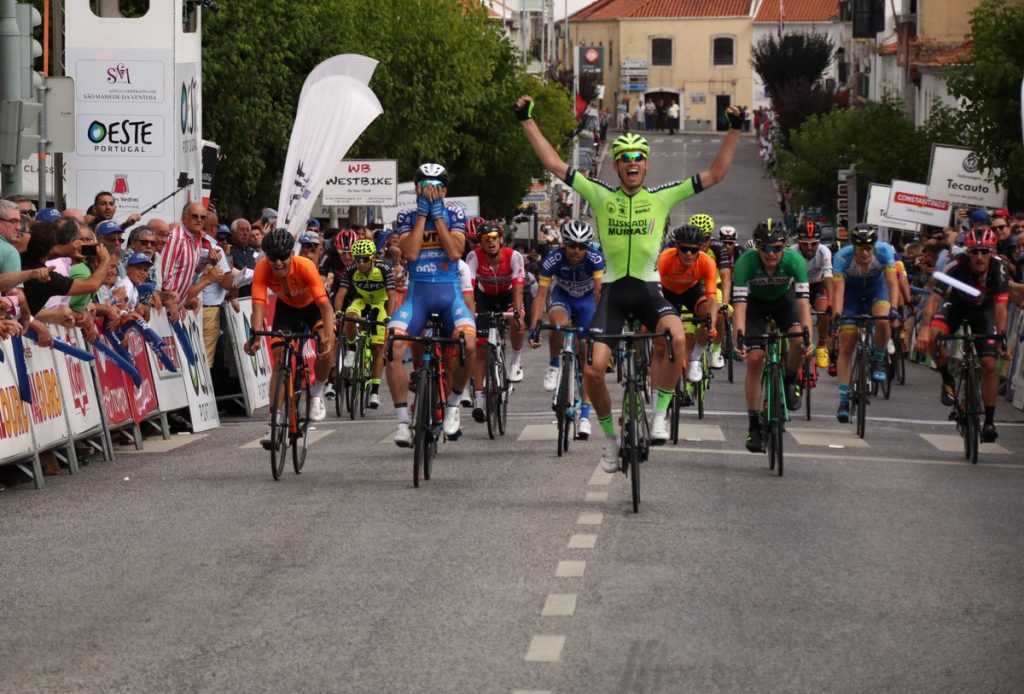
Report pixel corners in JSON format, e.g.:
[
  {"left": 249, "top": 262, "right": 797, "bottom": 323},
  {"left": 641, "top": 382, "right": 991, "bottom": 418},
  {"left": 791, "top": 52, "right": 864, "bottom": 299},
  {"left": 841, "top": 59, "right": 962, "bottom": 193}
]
[
  {"left": 560, "top": 219, "right": 594, "bottom": 245},
  {"left": 414, "top": 162, "right": 448, "bottom": 186},
  {"left": 718, "top": 225, "right": 737, "bottom": 241}
]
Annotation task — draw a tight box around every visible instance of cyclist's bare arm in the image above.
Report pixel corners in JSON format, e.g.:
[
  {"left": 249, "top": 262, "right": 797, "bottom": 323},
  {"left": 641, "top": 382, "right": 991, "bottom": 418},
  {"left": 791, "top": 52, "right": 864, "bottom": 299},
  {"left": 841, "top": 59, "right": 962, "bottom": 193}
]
[
  {"left": 517, "top": 96, "right": 569, "bottom": 181},
  {"left": 697, "top": 107, "right": 742, "bottom": 189},
  {"left": 529, "top": 283, "right": 550, "bottom": 330},
  {"left": 386, "top": 289, "right": 398, "bottom": 317},
  {"left": 399, "top": 214, "right": 427, "bottom": 261},
  {"left": 333, "top": 286, "right": 348, "bottom": 313},
  {"left": 594, "top": 276, "right": 603, "bottom": 305}
]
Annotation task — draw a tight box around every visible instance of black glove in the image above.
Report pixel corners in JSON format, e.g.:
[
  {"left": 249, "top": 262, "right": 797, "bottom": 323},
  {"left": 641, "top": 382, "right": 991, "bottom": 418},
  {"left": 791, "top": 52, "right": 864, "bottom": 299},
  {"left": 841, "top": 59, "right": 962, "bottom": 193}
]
[
  {"left": 515, "top": 98, "right": 535, "bottom": 122},
  {"left": 726, "top": 107, "right": 744, "bottom": 130}
]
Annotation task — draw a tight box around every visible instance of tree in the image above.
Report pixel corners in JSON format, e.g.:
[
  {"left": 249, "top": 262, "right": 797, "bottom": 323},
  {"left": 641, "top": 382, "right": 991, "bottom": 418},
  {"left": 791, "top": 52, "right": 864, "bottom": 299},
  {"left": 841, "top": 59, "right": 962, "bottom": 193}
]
[
  {"left": 946, "top": 0, "right": 1024, "bottom": 201},
  {"left": 771, "top": 80, "right": 843, "bottom": 146},
  {"left": 751, "top": 32, "right": 835, "bottom": 100}
]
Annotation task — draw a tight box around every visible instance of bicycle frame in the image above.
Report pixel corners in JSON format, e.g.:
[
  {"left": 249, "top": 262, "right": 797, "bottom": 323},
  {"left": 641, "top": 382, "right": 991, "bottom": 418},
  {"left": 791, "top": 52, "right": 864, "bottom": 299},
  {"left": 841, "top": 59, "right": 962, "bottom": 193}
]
[{"left": 538, "top": 323, "right": 586, "bottom": 456}]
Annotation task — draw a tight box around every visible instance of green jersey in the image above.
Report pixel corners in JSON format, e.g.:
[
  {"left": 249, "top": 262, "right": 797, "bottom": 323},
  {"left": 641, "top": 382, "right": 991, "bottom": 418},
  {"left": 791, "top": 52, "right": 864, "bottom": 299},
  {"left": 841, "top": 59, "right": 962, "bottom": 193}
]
[
  {"left": 567, "top": 168, "right": 701, "bottom": 283},
  {"left": 732, "top": 248, "right": 810, "bottom": 302}
]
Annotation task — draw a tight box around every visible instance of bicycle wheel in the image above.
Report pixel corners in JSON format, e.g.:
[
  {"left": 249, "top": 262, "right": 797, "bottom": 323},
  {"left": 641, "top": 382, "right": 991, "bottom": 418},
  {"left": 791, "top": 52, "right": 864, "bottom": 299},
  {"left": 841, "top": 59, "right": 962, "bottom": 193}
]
[
  {"left": 880, "top": 353, "right": 892, "bottom": 400},
  {"left": 357, "top": 343, "right": 371, "bottom": 418},
  {"left": 292, "top": 375, "right": 311, "bottom": 475},
  {"left": 496, "top": 358, "right": 509, "bottom": 436},
  {"left": 555, "top": 359, "right": 571, "bottom": 457},
  {"left": 724, "top": 316, "right": 735, "bottom": 384},
  {"left": 412, "top": 369, "right": 432, "bottom": 488},
  {"left": 803, "top": 357, "right": 814, "bottom": 422},
  {"left": 964, "top": 366, "right": 980, "bottom": 464},
  {"left": 854, "top": 351, "right": 868, "bottom": 438},
  {"left": 485, "top": 346, "right": 498, "bottom": 441},
  {"left": 669, "top": 379, "right": 682, "bottom": 444},
  {"left": 334, "top": 343, "right": 348, "bottom": 418},
  {"left": 696, "top": 376, "right": 705, "bottom": 419},
  {"left": 269, "top": 369, "right": 290, "bottom": 481},
  {"left": 424, "top": 370, "right": 440, "bottom": 481},
  {"left": 893, "top": 343, "right": 906, "bottom": 386},
  {"left": 625, "top": 387, "right": 642, "bottom": 513}
]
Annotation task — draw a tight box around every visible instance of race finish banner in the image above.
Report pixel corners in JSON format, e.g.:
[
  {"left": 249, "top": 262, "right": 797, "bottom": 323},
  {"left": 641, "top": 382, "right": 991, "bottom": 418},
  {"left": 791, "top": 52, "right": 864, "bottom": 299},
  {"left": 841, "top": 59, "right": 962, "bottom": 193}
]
[
  {"left": 21, "top": 340, "right": 69, "bottom": 452},
  {"left": 123, "top": 329, "right": 158, "bottom": 423},
  {"left": 0, "top": 339, "right": 34, "bottom": 464},
  {"left": 926, "top": 144, "right": 1007, "bottom": 209},
  {"left": 223, "top": 298, "right": 271, "bottom": 415},
  {"left": 885, "top": 180, "right": 953, "bottom": 228},
  {"left": 277, "top": 55, "right": 384, "bottom": 239},
  {"left": 52, "top": 327, "right": 103, "bottom": 438}
]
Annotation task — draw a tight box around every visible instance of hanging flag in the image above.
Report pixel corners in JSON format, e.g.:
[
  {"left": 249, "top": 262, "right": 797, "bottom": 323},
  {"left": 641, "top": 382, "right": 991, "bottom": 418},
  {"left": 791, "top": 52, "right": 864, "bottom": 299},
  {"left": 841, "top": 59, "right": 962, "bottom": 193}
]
[
  {"left": 277, "top": 55, "right": 384, "bottom": 239},
  {"left": 575, "top": 92, "right": 587, "bottom": 120}
]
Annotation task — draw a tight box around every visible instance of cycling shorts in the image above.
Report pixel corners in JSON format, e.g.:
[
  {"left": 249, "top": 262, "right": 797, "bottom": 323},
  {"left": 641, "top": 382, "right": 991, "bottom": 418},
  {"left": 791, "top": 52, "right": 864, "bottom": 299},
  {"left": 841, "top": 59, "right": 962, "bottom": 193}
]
[
  {"left": 931, "top": 301, "right": 1000, "bottom": 359},
  {"left": 549, "top": 287, "right": 597, "bottom": 331},
  {"left": 271, "top": 301, "right": 324, "bottom": 348},
  {"left": 589, "top": 277, "right": 676, "bottom": 341},
  {"left": 346, "top": 298, "right": 388, "bottom": 345},
  {"left": 743, "top": 292, "right": 800, "bottom": 351},
  {"left": 839, "top": 274, "right": 889, "bottom": 324},
  {"left": 388, "top": 281, "right": 475, "bottom": 338},
  {"left": 809, "top": 280, "right": 830, "bottom": 307},
  {"left": 662, "top": 284, "right": 709, "bottom": 316}
]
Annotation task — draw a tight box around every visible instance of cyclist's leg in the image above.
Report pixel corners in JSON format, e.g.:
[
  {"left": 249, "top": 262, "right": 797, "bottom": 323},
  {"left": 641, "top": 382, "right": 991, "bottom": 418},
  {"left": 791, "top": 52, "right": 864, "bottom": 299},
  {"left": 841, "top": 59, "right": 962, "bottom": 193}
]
[
  {"left": 928, "top": 301, "right": 958, "bottom": 404},
  {"left": 386, "top": 285, "right": 427, "bottom": 440},
  {"left": 571, "top": 294, "right": 598, "bottom": 419},
  {"left": 811, "top": 283, "right": 831, "bottom": 365},
  {"left": 972, "top": 306, "right": 1001, "bottom": 438},
  {"left": 742, "top": 311, "right": 767, "bottom": 451},
  {"left": 584, "top": 285, "right": 622, "bottom": 469},
  {"left": 368, "top": 304, "right": 388, "bottom": 403},
  {"left": 870, "top": 282, "right": 892, "bottom": 378},
  {"left": 472, "top": 292, "right": 498, "bottom": 415},
  {"left": 638, "top": 280, "right": 686, "bottom": 419},
  {"left": 442, "top": 284, "right": 476, "bottom": 400}
]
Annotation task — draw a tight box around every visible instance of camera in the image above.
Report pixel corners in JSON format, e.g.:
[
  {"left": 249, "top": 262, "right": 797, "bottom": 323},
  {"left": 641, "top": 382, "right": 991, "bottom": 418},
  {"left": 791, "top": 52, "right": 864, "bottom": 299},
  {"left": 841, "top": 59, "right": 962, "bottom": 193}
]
[{"left": 82, "top": 244, "right": 98, "bottom": 257}]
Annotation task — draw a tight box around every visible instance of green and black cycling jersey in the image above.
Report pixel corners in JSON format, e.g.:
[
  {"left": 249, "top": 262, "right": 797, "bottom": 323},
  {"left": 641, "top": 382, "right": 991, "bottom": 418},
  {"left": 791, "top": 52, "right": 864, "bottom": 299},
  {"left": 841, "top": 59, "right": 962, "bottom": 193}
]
[
  {"left": 338, "top": 262, "right": 395, "bottom": 304},
  {"left": 732, "top": 248, "right": 810, "bottom": 303},
  {"left": 565, "top": 167, "right": 702, "bottom": 283}
]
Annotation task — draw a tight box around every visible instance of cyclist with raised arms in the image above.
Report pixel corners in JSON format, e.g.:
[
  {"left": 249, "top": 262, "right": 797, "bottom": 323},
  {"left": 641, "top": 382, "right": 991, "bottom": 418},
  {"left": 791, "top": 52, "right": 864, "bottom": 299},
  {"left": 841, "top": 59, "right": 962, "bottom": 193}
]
[
  {"left": 517, "top": 94, "right": 742, "bottom": 473},
  {"left": 831, "top": 224, "right": 899, "bottom": 423},
  {"left": 385, "top": 163, "right": 475, "bottom": 447},
  {"left": 915, "top": 227, "right": 1008, "bottom": 441},
  {"left": 467, "top": 220, "right": 527, "bottom": 422},
  {"left": 732, "top": 219, "right": 813, "bottom": 452},
  {"left": 791, "top": 220, "right": 834, "bottom": 369},
  {"left": 245, "top": 228, "right": 337, "bottom": 426},
  {"left": 334, "top": 238, "right": 398, "bottom": 409},
  {"left": 529, "top": 219, "right": 605, "bottom": 438}
]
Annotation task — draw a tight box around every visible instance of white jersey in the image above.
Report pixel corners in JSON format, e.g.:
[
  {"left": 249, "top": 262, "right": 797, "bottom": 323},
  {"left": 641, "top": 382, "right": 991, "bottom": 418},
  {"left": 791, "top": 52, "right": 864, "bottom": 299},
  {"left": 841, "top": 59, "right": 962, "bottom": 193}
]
[
  {"left": 791, "top": 242, "right": 833, "bottom": 284},
  {"left": 457, "top": 259, "right": 473, "bottom": 294}
]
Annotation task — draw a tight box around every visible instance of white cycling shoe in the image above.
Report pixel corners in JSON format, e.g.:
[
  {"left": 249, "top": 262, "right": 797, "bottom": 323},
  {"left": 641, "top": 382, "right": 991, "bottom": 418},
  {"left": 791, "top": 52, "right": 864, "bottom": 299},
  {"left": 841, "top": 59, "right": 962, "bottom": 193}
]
[
  {"left": 543, "top": 367, "right": 559, "bottom": 392},
  {"left": 508, "top": 362, "right": 524, "bottom": 383},
  {"left": 368, "top": 392, "right": 380, "bottom": 409},
  {"left": 394, "top": 422, "right": 412, "bottom": 448},
  {"left": 577, "top": 418, "right": 592, "bottom": 439},
  {"left": 709, "top": 349, "right": 726, "bottom": 370},
  {"left": 686, "top": 360, "right": 703, "bottom": 383},
  {"left": 650, "top": 412, "right": 669, "bottom": 445},
  {"left": 600, "top": 438, "right": 620, "bottom": 473},
  {"left": 310, "top": 396, "right": 327, "bottom": 422},
  {"left": 442, "top": 406, "right": 461, "bottom": 437},
  {"left": 342, "top": 351, "right": 355, "bottom": 369}
]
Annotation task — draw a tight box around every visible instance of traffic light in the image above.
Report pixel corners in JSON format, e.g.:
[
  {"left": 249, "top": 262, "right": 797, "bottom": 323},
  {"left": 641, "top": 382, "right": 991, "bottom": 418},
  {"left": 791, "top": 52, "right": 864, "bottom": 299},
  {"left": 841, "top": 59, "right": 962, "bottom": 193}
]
[
  {"left": 14, "top": 2, "right": 42, "bottom": 100},
  {"left": 0, "top": 2, "right": 43, "bottom": 189},
  {"left": 0, "top": 99, "right": 41, "bottom": 166}
]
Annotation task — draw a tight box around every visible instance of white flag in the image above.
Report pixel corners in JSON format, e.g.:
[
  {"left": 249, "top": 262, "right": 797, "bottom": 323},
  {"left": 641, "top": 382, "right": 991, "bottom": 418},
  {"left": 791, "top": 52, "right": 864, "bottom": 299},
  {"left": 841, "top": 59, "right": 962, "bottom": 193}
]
[
  {"left": 299, "top": 54, "right": 378, "bottom": 107},
  {"left": 277, "top": 57, "right": 384, "bottom": 239}
]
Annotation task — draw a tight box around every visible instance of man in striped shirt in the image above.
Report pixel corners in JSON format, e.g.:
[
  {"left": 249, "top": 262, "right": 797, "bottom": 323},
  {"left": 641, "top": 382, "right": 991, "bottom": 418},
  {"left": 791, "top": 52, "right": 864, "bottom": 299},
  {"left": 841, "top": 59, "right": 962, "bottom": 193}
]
[{"left": 160, "top": 202, "right": 206, "bottom": 316}]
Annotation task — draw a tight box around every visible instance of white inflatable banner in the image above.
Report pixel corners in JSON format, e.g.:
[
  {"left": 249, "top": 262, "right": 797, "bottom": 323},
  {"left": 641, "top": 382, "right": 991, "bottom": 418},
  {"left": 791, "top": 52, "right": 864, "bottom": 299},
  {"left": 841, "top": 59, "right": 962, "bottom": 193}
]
[
  {"left": 298, "top": 54, "right": 378, "bottom": 108},
  {"left": 277, "top": 56, "right": 384, "bottom": 238}
]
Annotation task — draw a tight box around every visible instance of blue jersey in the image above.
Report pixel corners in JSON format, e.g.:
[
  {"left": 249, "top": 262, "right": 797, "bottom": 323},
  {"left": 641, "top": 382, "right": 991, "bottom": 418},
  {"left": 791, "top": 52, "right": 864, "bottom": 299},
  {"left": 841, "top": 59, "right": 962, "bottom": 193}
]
[
  {"left": 832, "top": 242, "right": 896, "bottom": 281},
  {"left": 396, "top": 203, "right": 467, "bottom": 284},
  {"left": 539, "top": 247, "right": 606, "bottom": 298}
]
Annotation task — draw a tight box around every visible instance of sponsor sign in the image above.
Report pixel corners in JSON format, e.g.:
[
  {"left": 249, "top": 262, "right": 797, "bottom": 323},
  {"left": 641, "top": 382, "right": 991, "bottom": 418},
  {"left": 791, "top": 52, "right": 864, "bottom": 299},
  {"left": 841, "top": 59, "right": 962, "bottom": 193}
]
[
  {"left": 76, "top": 115, "right": 165, "bottom": 157},
  {"left": 175, "top": 62, "right": 202, "bottom": 201},
  {"left": 76, "top": 169, "right": 166, "bottom": 217},
  {"left": 178, "top": 310, "right": 220, "bottom": 432},
  {"left": 123, "top": 329, "right": 158, "bottom": 423},
  {"left": 864, "top": 184, "right": 921, "bottom": 233},
  {"left": 381, "top": 182, "right": 479, "bottom": 224},
  {"left": 93, "top": 337, "right": 135, "bottom": 427},
  {"left": 926, "top": 144, "right": 1007, "bottom": 208},
  {"left": 52, "top": 327, "right": 102, "bottom": 437},
  {"left": 0, "top": 340, "right": 34, "bottom": 462},
  {"left": 22, "top": 342, "right": 69, "bottom": 451},
  {"left": 885, "top": 180, "right": 953, "bottom": 227},
  {"left": 75, "top": 59, "right": 165, "bottom": 103},
  {"left": 223, "top": 298, "right": 271, "bottom": 415},
  {"left": 145, "top": 309, "right": 188, "bottom": 413},
  {"left": 18, "top": 155, "right": 65, "bottom": 198},
  {"left": 579, "top": 46, "right": 604, "bottom": 75},
  {"left": 322, "top": 160, "right": 398, "bottom": 206}
]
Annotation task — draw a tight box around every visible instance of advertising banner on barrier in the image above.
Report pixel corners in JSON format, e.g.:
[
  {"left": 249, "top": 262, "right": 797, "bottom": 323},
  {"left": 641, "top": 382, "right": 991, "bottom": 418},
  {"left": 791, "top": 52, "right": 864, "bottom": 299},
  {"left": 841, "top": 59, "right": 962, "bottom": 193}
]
[
  {"left": 93, "top": 338, "right": 135, "bottom": 427},
  {"left": 178, "top": 310, "right": 220, "bottom": 432},
  {"left": 0, "top": 340, "right": 34, "bottom": 463},
  {"left": 146, "top": 309, "right": 188, "bottom": 413},
  {"left": 223, "top": 298, "right": 271, "bottom": 415},
  {"left": 52, "top": 327, "right": 103, "bottom": 437},
  {"left": 22, "top": 341, "right": 69, "bottom": 451},
  {"left": 124, "top": 330, "right": 158, "bottom": 423}
]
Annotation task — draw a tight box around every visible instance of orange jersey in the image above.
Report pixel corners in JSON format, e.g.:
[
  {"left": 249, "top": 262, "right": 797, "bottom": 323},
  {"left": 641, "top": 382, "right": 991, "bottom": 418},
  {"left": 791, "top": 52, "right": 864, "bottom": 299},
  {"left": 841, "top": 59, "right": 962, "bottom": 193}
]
[
  {"left": 657, "top": 247, "right": 718, "bottom": 297},
  {"left": 252, "top": 255, "right": 329, "bottom": 308}
]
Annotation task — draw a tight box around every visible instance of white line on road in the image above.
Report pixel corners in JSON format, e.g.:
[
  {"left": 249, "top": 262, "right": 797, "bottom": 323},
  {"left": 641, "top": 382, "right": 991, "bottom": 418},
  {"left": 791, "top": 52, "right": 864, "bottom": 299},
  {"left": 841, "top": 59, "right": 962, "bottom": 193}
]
[
  {"left": 541, "top": 594, "right": 578, "bottom": 617},
  {"left": 525, "top": 635, "right": 565, "bottom": 662},
  {"left": 657, "top": 445, "right": 1023, "bottom": 469},
  {"left": 585, "top": 491, "right": 608, "bottom": 502},
  {"left": 568, "top": 534, "right": 597, "bottom": 549},
  {"left": 588, "top": 466, "right": 614, "bottom": 485},
  {"left": 577, "top": 512, "right": 604, "bottom": 525},
  {"left": 119, "top": 433, "right": 207, "bottom": 453},
  {"left": 242, "top": 428, "right": 334, "bottom": 449},
  {"left": 555, "top": 560, "right": 586, "bottom": 577},
  {"left": 512, "top": 690, "right": 551, "bottom": 694},
  {"left": 918, "top": 433, "right": 1009, "bottom": 454}
]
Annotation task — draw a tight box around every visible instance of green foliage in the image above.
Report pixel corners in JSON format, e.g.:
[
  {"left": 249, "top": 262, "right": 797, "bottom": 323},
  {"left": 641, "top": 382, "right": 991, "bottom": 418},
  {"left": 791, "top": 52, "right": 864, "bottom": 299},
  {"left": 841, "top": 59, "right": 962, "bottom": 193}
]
[
  {"left": 777, "top": 99, "right": 960, "bottom": 216},
  {"left": 946, "top": 0, "right": 1024, "bottom": 198},
  {"left": 201, "top": 0, "right": 575, "bottom": 218}
]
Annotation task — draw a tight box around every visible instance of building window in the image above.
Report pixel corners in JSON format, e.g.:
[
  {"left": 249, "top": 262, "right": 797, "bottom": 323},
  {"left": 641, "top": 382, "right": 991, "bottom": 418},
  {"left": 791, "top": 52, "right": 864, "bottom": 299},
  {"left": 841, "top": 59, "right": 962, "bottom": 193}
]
[
  {"left": 713, "top": 37, "right": 734, "bottom": 66},
  {"left": 652, "top": 38, "right": 672, "bottom": 66}
]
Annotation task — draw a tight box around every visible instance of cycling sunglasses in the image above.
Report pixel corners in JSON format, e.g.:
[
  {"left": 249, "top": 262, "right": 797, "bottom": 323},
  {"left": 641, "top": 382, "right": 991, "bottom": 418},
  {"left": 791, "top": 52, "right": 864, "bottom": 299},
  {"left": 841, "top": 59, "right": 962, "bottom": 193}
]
[
  {"left": 354, "top": 255, "right": 374, "bottom": 263},
  {"left": 267, "top": 252, "right": 291, "bottom": 262},
  {"left": 617, "top": 151, "right": 647, "bottom": 163},
  {"left": 759, "top": 244, "right": 784, "bottom": 254},
  {"left": 677, "top": 245, "right": 701, "bottom": 255},
  {"left": 854, "top": 243, "right": 875, "bottom": 250},
  {"left": 481, "top": 231, "right": 502, "bottom": 240},
  {"left": 967, "top": 247, "right": 992, "bottom": 256},
  {"left": 565, "top": 241, "right": 590, "bottom": 250}
]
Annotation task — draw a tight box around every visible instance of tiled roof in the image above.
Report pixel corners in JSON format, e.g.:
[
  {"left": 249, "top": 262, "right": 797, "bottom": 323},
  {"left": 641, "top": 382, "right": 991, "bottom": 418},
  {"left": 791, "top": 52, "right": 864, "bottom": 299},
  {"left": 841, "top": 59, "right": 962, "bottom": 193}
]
[
  {"left": 754, "top": 0, "right": 839, "bottom": 22},
  {"left": 910, "top": 39, "right": 973, "bottom": 68},
  {"left": 571, "top": 0, "right": 753, "bottom": 21}
]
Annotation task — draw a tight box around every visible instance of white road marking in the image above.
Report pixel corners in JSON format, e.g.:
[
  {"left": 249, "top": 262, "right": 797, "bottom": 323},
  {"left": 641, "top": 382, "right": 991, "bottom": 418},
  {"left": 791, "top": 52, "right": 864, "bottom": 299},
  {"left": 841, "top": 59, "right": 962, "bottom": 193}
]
[
  {"left": 919, "top": 433, "right": 1009, "bottom": 454},
  {"left": 657, "top": 445, "right": 1022, "bottom": 469},
  {"left": 555, "top": 560, "right": 586, "bottom": 577},
  {"left": 578, "top": 512, "right": 604, "bottom": 525},
  {"left": 787, "top": 428, "right": 869, "bottom": 448},
  {"left": 541, "top": 594, "right": 578, "bottom": 616},
  {"left": 568, "top": 533, "right": 598, "bottom": 549},
  {"left": 512, "top": 690, "right": 551, "bottom": 694},
  {"left": 588, "top": 466, "right": 614, "bottom": 485},
  {"left": 517, "top": 424, "right": 558, "bottom": 441},
  {"left": 675, "top": 423, "right": 726, "bottom": 441},
  {"left": 122, "top": 433, "right": 207, "bottom": 453},
  {"left": 585, "top": 491, "right": 608, "bottom": 502},
  {"left": 243, "top": 428, "right": 333, "bottom": 449},
  {"left": 525, "top": 635, "right": 565, "bottom": 662}
]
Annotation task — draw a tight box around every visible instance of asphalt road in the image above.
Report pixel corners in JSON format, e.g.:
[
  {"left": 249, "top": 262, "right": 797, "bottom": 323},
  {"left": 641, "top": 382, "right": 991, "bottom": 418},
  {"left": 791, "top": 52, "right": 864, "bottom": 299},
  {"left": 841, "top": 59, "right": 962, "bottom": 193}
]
[{"left": 3, "top": 132, "right": 1023, "bottom": 694}]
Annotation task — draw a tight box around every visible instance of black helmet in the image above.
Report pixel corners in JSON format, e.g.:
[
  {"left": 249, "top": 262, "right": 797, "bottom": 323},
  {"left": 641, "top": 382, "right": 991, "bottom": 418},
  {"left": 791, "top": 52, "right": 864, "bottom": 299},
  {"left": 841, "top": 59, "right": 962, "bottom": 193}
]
[
  {"left": 753, "top": 218, "right": 786, "bottom": 244},
  {"left": 671, "top": 224, "right": 705, "bottom": 247},
  {"left": 262, "top": 228, "right": 295, "bottom": 256},
  {"left": 797, "top": 219, "right": 822, "bottom": 240},
  {"left": 850, "top": 223, "right": 877, "bottom": 245},
  {"left": 414, "top": 162, "right": 449, "bottom": 187}
]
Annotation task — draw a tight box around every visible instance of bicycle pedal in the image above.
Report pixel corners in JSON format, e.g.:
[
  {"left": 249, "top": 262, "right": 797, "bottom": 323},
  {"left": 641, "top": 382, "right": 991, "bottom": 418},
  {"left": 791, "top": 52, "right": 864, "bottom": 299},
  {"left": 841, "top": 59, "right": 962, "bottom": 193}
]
[{"left": 948, "top": 411, "right": 957, "bottom": 421}]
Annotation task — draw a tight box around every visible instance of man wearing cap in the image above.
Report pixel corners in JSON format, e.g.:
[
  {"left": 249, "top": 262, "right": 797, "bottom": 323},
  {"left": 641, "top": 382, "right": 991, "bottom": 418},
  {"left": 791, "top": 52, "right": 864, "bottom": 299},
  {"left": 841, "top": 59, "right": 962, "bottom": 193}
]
[
  {"left": 95, "top": 219, "right": 125, "bottom": 247},
  {"left": 124, "top": 252, "right": 156, "bottom": 317},
  {"left": 229, "top": 218, "right": 256, "bottom": 297},
  {"left": 297, "top": 231, "right": 323, "bottom": 266},
  {"left": 36, "top": 207, "right": 61, "bottom": 223}
]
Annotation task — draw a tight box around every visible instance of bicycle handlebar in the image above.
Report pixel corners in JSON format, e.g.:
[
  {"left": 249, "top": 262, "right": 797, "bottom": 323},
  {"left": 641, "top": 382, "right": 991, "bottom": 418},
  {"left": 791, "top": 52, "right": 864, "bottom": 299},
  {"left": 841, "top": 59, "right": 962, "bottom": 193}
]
[
  {"left": 736, "top": 327, "right": 809, "bottom": 351},
  {"left": 250, "top": 330, "right": 318, "bottom": 341},
  {"left": 586, "top": 330, "right": 674, "bottom": 365},
  {"left": 386, "top": 328, "right": 467, "bottom": 365},
  {"left": 339, "top": 315, "right": 389, "bottom": 329},
  {"left": 936, "top": 332, "right": 1005, "bottom": 344}
]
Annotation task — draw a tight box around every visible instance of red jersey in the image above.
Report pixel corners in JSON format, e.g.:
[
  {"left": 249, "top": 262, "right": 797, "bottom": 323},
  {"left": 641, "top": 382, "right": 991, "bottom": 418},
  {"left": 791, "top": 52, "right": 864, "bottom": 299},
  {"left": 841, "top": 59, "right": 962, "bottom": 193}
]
[{"left": 466, "top": 247, "right": 525, "bottom": 295}]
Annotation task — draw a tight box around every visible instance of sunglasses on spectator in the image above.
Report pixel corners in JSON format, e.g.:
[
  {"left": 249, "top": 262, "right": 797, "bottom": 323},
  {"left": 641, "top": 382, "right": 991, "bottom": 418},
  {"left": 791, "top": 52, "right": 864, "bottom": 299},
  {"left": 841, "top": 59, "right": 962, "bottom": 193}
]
[
  {"left": 565, "top": 241, "right": 589, "bottom": 250},
  {"left": 968, "top": 247, "right": 992, "bottom": 256},
  {"left": 617, "top": 152, "right": 646, "bottom": 163},
  {"left": 677, "top": 245, "right": 701, "bottom": 255},
  {"left": 137, "top": 239, "right": 156, "bottom": 246},
  {"left": 267, "top": 252, "right": 291, "bottom": 262},
  {"left": 991, "top": 224, "right": 1008, "bottom": 230},
  {"left": 0, "top": 216, "right": 19, "bottom": 225},
  {"left": 759, "top": 244, "right": 784, "bottom": 254}
]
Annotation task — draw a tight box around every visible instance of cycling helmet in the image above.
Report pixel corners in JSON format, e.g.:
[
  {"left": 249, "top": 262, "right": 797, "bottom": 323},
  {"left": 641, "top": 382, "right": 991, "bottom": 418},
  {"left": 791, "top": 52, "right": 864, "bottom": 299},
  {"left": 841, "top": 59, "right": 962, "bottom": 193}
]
[
  {"left": 745, "top": 239, "right": 757, "bottom": 250},
  {"left": 797, "top": 219, "right": 822, "bottom": 240},
  {"left": 561, "top": 219, "right": 594, "bottom": 245},
  {"left": 718, "top": 225, "right": 737, "bottom": 242},
  {"left": 964, "top": 226, "right": 998, "bottom": 248},
  {"left": 688, "top": 213, "right": 715, "bottom": 237},
  {"left": 414, "top": 162, "right": 449, "bottom": 186},
  {"left": 262, "top": 228, "right": 295, "bottom": 256},
  {"left": 479, "top": 221, "right": 504, "bottom": 238},
  {"left": 465, "top": 216, "right": 486, "bottom": 241},
  {"left": 850, "top": 223, "right": 878, "bottom": 245},
  {"left": 753, "top": 218, "right": 786, "bottom": 244},
  {"left": 335, "top": 228, "right": 357, "bottom": 253},
  {"left": 611, "top": 133, "right": 650, "bottom": 160},
  {"left": 671, "top": 224, "right": 705, "bottom": 247},
  {"left": 352, "top": 239, "right": 376, "bottom": 257}
]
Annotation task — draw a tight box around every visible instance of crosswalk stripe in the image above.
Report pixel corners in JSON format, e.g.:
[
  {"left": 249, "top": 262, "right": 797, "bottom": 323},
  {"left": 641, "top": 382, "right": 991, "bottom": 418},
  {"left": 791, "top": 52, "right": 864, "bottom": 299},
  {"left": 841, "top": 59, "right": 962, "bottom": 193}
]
[
  {"left": 242, "top": 427, "right": 334, "bottom": 449},
  {"left": 787, "top": 428, "right": 870, "bottom": 448},
  {"left": 918, "top": 433, "right": 1009, "bottom": 454}
]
